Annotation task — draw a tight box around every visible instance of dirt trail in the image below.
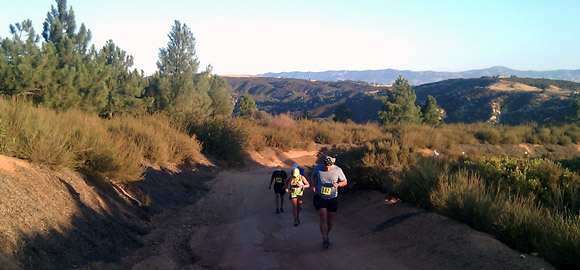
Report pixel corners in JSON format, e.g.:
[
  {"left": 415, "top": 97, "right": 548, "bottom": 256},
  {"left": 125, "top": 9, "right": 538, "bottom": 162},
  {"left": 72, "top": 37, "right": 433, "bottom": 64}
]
[
  {"left": 183, "top": 167, "right": 404, "bottom": 270},
  {"left": 89, "top": 149, "right": 555, "bottom": 270}
]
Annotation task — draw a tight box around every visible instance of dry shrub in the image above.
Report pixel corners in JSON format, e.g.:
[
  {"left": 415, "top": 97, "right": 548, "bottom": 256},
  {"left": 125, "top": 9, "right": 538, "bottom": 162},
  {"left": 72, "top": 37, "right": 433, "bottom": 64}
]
[
  {"left": 0, "top": 101, "right": 77, "bottom": 168},
  {"left": 397, "top": 157, "right": 446, "bottom": 207},
  {"left": 0, "top": 99, "right": 202, "bottom": 184},
  {"left": 188, "top": 117, "right": 248, "bottom": 166},
  {"left": 430, "top": 170, "right": 496, "bottom": 231},
  {"left": 268, "top": 112, "right": 296, "bottom": 129},
  {"left": 344, "top": 122, "right": 385, "bottom": 144},
  {"left": 108, "top": 114, "right": 202, "bottom": 165}
]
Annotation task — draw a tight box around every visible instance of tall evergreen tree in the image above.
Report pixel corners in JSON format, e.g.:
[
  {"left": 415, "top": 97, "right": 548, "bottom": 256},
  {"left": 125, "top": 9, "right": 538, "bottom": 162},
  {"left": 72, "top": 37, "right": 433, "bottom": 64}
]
[
  {"left": 40, "top": 0, "right": 94, "bottom": 110},
  {"left": 378, "top": 75, "right": 421, "bottom": 125},
  {"left": 420, "top": 95, "right": 441, "bottom": 125},
  {"left": 0, "top": 0, "right": 149, "bottom": 117},
  {"left": 42, "top": 0, "right": 91, "bottom": 55},
  {"left": 151, "top": 20, "right": 212, "bottom": 120},
  {"left": 95, "top": 40, "right": 149, "bottom": 118},
  {"left": 1, "top": 19, "right": 45, "bottom": 101}
]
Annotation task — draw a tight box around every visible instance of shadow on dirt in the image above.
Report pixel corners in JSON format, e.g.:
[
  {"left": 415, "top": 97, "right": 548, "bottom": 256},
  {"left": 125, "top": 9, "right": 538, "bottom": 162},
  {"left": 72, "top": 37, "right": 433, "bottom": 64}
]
[
  {"left": 371, "top": 210, "right": 430, "bottom": 233},
  {"left": 11, "top": 164, "right": 217, "bottom": 270}
]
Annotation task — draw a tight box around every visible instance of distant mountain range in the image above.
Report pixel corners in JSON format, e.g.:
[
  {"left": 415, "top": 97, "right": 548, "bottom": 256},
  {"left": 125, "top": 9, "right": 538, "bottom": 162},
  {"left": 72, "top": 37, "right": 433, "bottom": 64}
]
[{"left": 260, "top": 66, "right": 580, "bottom": 86}]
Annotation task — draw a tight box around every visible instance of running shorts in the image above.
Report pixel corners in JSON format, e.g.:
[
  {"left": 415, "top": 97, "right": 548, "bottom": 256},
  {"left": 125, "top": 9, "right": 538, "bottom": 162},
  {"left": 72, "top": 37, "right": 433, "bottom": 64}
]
[
  {"left": 313, "top": 194, "right": 338, "bottom": 212},
  {"left": 274, "top": 184, "right": 286, "bottom": 195}
]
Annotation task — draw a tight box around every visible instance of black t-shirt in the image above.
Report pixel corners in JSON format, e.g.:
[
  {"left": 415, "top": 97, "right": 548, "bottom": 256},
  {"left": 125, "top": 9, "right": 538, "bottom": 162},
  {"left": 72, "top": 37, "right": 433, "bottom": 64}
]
[{"left": 271, "top": 170, "right": 287, "bottom": 185}]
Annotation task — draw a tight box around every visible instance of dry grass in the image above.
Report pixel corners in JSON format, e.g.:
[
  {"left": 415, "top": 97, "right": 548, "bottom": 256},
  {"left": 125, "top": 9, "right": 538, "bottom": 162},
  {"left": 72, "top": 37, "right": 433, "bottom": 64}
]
[{"left": 0, "top": 99, "right": 202, "bottom": 184}]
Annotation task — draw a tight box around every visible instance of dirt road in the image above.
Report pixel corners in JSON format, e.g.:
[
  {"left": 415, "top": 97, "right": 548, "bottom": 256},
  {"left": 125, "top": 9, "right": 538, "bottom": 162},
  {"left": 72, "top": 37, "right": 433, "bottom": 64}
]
[{"left": 91, "top": 150, "right": 555, "bottom": 270}]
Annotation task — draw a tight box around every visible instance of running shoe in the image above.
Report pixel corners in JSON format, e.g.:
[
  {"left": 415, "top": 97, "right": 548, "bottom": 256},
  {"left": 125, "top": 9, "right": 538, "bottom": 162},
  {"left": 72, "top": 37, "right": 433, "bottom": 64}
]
[
  {"left": 276, "top": 208, "right": 280, "bottom": 214},
  {"left": 322, "top": 239, "right": 330, "bottom": 249},
  {"left": 294, "top": 220, "right": 299, "bottom": 227},
  {"left": 280, "top": 207, "right": 284, "bottom": 213}
]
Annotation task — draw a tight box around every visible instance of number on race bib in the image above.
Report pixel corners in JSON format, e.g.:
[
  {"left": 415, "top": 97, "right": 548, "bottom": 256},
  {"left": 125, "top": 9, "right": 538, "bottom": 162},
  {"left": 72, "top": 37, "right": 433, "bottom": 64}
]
[{"left": 321, "top": 186, "right": 332, "bottom": 195}]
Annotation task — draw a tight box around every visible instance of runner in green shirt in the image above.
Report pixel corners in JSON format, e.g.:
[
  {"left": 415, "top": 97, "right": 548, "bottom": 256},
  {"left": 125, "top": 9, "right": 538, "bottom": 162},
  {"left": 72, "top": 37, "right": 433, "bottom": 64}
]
[{"left": 285, "top": 168, "right": 310, "bottom": 226}]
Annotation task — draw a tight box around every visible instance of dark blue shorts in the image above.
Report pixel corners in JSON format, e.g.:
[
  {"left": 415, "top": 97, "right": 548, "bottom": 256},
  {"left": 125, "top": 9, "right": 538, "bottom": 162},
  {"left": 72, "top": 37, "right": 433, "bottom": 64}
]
[{"left": 313, "top": 194, "right": 338, "bottom": 212}]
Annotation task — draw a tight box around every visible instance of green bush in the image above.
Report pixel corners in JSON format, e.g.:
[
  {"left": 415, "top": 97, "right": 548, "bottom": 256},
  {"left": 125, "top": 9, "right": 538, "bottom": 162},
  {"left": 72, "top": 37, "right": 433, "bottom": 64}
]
[
  {"left": 430, "top": 170, "right": 496, "bottom": 232},
  {"left": 474, "top": 128, "right": 501, "bottom": 144},
  {"left": 461, "top": 156, "right": 580, "bottom": 214},
  {"left": 188, "top": 117, "right": 248, "bottom": 166},
  {"left": 332, "top": 139, "right": 412, "bottom": 191},
  {"left": 397, "top": 158, "right": 580, "bottom": 269},
  {"left": 540, "top": 213, "right": 580, "bottom": 269},
  {"left": 397, "top": 157, "right": 446, "bottom": 208}
]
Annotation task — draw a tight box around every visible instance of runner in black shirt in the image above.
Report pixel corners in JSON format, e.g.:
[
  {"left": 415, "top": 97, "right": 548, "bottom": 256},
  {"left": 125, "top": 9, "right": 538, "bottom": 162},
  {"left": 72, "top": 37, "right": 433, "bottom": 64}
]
[{"left": 269, "top": 165, "right": 287, "bottom": 214}]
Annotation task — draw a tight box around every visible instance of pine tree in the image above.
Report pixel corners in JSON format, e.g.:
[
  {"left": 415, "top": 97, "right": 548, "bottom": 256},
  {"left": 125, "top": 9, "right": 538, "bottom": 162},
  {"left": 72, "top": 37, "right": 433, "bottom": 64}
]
[
  {"left": 1, "top": 19, "right": 44, "bottom": 101},
  {"left": 208, "top": 75, "right": 234, "bottom": 117},
  {"left": 40, "top": 0, "right": 93, "bottom": 110},
  {"left": 420, "top": 95, "right": 441, "bottom": 125},
  {"left": 237, "top": 92, "right": 257, "bottom": 117},
  {"left": 42, "top": 0, "right": 91, "bottom": 56},
  {"left": 569, "top": 95, "right": 580, "bottom": 123},
  {"left": 95, "top": 40, "right": 149, "bottom": 118},
  {"left": 378, "top": 75, "right": 421, "bottom": 125},
  {"left": 1, "top": 0, "right": 149, "bottom": 117},
  {"left": 152, "top": 20, "right": 212, "bottom": 120},
  {"left": 333, "top": 104, "right": 353, "bottom": 122}
]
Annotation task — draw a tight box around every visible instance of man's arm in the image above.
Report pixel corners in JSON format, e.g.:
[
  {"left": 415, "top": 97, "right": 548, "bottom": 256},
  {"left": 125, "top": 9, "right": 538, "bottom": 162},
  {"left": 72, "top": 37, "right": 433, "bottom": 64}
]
[
  {"left": 285, "top": 177, "right": 291, "bottom": 192},
  {"left": 333, "top": 169, "right": 347, "bottom": 188},
  {"left": 311, "top": 169, "right": 318, "bottom": 192}
]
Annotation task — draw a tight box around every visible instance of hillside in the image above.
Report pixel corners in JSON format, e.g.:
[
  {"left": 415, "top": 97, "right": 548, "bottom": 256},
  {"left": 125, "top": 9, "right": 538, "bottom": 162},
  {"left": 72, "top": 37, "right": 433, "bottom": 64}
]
[
  {"left": 260, "top": 66, "right": 580, "bottom": 86},
  {"left": 225, "top": 75, "right": 580, "bottom": 125},
  {"left": 225, "top": 76, "right": 387, "bottom": 122},
  {"left": 415, "top": 76, "right": 580, "bottom": 124}
]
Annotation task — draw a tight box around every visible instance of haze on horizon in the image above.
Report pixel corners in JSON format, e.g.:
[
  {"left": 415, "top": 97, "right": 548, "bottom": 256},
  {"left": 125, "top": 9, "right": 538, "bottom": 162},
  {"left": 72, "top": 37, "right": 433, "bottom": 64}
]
[{"left": 1, "top": 0, "right": 579, "bottom": 76}]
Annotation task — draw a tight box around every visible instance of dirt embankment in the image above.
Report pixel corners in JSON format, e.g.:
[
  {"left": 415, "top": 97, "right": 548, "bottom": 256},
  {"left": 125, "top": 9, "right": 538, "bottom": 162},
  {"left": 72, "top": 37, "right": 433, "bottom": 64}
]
[
  {"left": 1, "top": 148, "right": 557, "bottom": 269},
  {"left": 0, "top": 154, "right": 214, "bottom": 270}
]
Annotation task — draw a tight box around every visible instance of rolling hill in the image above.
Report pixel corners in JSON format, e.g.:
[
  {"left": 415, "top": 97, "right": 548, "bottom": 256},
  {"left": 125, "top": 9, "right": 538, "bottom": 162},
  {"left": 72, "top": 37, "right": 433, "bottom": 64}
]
[
  {"left": 260, "top": 66, "right": 580, "bottom": 86},
  {"left": 414, "top": 76, "right": 580, "bottom": 125},
  {"left": 224, "top": 76, "right": 387, "bottom": 123},
  {"left": 225, "top": 75, "right": 580, "bottom": 125}
]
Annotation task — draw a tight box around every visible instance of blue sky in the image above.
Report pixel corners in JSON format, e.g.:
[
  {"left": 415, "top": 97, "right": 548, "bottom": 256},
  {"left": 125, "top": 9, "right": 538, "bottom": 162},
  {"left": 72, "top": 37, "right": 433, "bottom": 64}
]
[{"left": 1, "top": 0, "right": 579, "bottom": 75}]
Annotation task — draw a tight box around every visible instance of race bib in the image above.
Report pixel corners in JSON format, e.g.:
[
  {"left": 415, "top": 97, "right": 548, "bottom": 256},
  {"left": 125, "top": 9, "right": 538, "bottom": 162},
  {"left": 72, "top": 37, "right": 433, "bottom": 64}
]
[
  {"left": 321, "top": 186, "right": 332, "bottom": 196},
  {"left": 275, "top": 177, "right": 283, "bottom": 184}
]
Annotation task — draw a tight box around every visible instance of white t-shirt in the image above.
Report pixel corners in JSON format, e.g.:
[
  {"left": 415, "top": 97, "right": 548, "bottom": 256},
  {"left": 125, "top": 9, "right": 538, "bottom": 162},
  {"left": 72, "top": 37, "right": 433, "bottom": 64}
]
[{"left": 312, "top": 164, "right": 347, "bottom": 199}]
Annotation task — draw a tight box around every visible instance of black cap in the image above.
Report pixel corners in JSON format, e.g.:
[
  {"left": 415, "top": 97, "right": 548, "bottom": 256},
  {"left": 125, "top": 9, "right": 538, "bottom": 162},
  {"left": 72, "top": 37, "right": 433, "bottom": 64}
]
[{"left": 323, "top": 156, "right": 335, "bottom": 166}]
